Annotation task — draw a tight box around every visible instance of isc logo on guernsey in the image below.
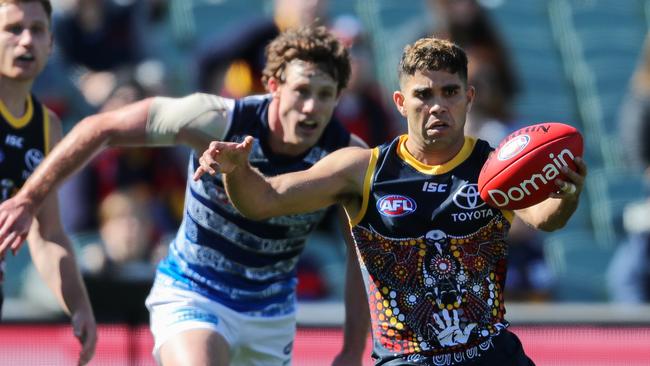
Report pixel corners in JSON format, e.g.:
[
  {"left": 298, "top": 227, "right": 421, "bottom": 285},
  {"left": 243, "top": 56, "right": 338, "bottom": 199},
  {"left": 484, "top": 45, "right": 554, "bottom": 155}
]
[{"left": 377, "top": 194, "right": 417, "bottom": 217}]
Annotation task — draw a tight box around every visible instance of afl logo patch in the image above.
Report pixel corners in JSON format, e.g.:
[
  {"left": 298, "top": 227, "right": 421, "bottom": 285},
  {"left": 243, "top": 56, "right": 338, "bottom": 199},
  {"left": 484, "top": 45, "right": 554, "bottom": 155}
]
[
  {"left": 24, "top": 148, "right": 44, "bottom": 171},
  {"left": 377, "top": 194, "right": 417, "bottom": 217},
  {"left": 498, "top": 135, "right": 530, "bottom": 161}
]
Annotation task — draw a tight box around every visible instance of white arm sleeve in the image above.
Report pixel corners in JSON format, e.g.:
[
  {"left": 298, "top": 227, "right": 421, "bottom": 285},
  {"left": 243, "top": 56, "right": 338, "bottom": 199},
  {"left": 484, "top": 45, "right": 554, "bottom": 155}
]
[{"left": 145, "top": 92, "right": 235, "bottom": 146}]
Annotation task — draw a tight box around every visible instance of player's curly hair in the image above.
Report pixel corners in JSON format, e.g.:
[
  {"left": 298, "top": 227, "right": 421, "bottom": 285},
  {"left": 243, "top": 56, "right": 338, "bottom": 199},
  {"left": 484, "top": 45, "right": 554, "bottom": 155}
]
[
  {"left": 0, "top": 0, "right": 52, "bottom": 21},
  {"left": 398, "top": 37, "right": 468, "bottom": 86},
  {"left": 262, "top": 25, "right": 350, "bottom": 93}
]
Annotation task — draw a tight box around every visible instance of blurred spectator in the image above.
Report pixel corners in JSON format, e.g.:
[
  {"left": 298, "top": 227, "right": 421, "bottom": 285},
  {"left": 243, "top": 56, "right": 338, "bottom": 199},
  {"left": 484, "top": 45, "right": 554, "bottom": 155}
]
[
  {"left": 504, "top": 218, "right": 553, "bottom": 302},
  {"left": 607, "top": 170, "right": 650, "bottom": 303},
  {"left": 331, "top": 14, "right": 400, "bottom": 146},
  {"left": 53, "top": 0, "right": 145, "bottom": 72},
  {"left": 617, "top": 33, "right": 650, "bottom": 170},
  {"left": 465, "top": 45, "right": 515, "bottom": 145},
  {"left": 32, "top": 0, "right": 167, "bottom": 129},
  {"left": 80, "top": 188, "right": 162, "bottom": 323},
  {"left": 196, "top": 0, "right": 329, "bottom": 97},
  {"left": 607, "top": 33, "right": 650, "bottom": 303},
  {"left": 428, "top": 0, "right": 519, "bottom": 144},
  {"left": 52, "top": 0, "right": 166, "bottom": 110},
  {"left": 81, "top": 188, "right": 160, "bottom": 276},
  {"left": 31, "top": 53, "right": 94, "bottom": 131}
]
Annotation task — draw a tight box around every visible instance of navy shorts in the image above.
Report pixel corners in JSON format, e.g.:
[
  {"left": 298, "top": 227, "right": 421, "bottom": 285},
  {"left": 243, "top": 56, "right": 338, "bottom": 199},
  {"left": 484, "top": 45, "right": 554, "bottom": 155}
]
[{"left": 376, "top": 329, "right": 535, "bottom": 366}]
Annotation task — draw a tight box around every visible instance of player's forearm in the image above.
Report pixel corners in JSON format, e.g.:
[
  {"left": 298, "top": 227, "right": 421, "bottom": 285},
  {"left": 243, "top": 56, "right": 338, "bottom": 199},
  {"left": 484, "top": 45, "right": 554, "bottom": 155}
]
[
  {"left": 223, "top": 164, "right": 280, "bottom": 220},
  {"left": 28, "top": 233, "right": 92, "bottom": 316},
  {"left": 17, "top": 100, "right": 152, "bottom": 212},
  {"left": 16, "top": 116, "right": 113, "bottom": 211},
  {"left": 523, "top": 196, "right": 579, "bottom": 231}
]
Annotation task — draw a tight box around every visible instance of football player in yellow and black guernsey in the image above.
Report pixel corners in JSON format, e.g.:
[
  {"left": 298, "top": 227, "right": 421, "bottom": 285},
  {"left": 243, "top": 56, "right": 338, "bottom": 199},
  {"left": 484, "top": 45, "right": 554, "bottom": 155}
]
[
  {"left": 0, "top": 1, "right": 96, "bottom": 364},
  {"left": 194, "top": 37, "right": 588, "bottom": 365}
]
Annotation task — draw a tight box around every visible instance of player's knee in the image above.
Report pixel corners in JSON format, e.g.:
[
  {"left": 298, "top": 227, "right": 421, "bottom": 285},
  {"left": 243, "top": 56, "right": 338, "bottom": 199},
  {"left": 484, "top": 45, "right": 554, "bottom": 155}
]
[{"left": 159, "top": 330, "right": 230, "bottom": 366}]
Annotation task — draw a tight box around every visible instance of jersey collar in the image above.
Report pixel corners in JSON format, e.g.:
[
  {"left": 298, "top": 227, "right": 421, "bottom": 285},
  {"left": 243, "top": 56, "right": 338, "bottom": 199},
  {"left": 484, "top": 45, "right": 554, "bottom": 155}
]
[
  {"left": 0, "top": 94, "right": 33, "bottom": 129},
  {"left": 397, "top": 134, "right": 477, "bottom": 175}
]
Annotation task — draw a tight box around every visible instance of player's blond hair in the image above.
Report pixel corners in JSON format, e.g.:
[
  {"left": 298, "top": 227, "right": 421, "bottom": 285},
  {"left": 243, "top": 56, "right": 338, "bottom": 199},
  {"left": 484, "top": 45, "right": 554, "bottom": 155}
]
[
  {"left": 0, "top": 0, "right": 52, "bottom": 21},
  {"left": 262, "top": 25, "right": 350, "bottom": 94},
  {"left": 398, "top": 37, "right": 468, "bottom": 86}
]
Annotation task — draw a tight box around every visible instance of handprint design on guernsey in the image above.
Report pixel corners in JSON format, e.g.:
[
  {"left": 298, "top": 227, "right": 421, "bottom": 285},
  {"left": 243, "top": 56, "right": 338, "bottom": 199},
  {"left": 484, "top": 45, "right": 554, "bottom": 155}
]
[{"left": 430, "top": 309, "right": 477, "bottom": 347}]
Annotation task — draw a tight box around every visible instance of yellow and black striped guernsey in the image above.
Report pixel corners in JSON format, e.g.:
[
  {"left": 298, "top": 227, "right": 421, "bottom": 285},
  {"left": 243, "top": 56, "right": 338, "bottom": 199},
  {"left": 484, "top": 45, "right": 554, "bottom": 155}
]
[
  {"left": 350, "top": 134, "right": 516, "bottom": 365},
  {"left": 0, "top": 94, "right": 48, "bottom": 202}
]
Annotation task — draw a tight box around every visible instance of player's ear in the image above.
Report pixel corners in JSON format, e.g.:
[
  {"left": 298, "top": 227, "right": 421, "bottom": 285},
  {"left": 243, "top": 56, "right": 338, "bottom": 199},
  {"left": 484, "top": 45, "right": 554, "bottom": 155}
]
[
  {"left": 267, "top": 77, "right": 281, "bottom": 98},
  {"left": 466, "top": 85, "right": 476, "bottom": 112},
  {"left": 393, "top": 91, "right": 407, "bottom": 117}
]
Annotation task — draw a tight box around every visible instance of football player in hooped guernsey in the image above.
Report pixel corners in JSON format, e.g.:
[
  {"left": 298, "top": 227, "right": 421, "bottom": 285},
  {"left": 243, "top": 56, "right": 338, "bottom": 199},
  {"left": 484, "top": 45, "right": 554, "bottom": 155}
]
[
  {"left": 0, "top": 25, "right": 369, "bottom": 366},
  {"left": 195, "top": 37, "right": 588, "bottom": 365}
]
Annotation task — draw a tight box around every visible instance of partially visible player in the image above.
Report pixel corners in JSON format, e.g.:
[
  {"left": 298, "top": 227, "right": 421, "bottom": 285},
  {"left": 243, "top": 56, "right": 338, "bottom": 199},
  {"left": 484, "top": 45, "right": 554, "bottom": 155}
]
[
  {"left": 0, "top": 0, "right": 96, "bottom": 364},
  {"left": 0, "top": 25, "right": 369, "bottom": 365},
  {"left": 194, "top": 37, "right": 588, "bottom": 365}
]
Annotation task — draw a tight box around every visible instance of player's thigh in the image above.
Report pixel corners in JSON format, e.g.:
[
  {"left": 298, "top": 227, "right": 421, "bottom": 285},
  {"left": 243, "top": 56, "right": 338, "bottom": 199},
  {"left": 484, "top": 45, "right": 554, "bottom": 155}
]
[
  {"left": 160, "top": 328, "right": 230, "bottom": 366},
  {"left": 146, "top": 283, "right": 237, "bottom": 365},
  {"left": 234, "top": 313, "right": 296, "bottom": 366}
]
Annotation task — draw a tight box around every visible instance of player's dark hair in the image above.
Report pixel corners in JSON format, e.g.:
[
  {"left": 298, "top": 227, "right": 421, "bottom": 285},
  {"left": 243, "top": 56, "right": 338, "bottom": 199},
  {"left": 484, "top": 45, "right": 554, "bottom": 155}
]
[
  {"left": 0, "top": 0, "right": 52, "bottom": 21},
  {"left": 262, "top": 25, "right": 350, "bottom": 94},
  {"left": 398, "top": 37, "right": 468, "bottom": 85}
]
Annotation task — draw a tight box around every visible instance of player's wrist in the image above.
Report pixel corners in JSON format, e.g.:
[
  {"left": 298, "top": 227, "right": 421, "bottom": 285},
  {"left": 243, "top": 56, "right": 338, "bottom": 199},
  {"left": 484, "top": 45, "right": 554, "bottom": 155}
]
[{"left": 13, "top": 191, "right": 38, "bottom": 214}]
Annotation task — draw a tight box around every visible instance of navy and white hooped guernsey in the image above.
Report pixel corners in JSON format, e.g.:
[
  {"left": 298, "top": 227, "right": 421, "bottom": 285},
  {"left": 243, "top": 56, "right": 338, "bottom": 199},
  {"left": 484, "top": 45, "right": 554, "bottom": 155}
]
[{"left": 155, "top": 94, "right": 351, "bottom": 317}]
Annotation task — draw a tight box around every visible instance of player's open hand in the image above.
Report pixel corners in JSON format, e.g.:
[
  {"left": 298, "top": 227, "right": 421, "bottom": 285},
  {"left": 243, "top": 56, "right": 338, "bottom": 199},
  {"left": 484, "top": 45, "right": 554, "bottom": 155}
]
[
  {"left": 72, "top": 306, "right": 97, "bottom": 366},
  {"left": 0, "top": 195, "right": 36, "bottom": 257},
  {"left": 193, "top": 136, "right": 254, "bottom": 181},
  {"left": 550, "top": 156, "right": 588, "bottom": 200}
]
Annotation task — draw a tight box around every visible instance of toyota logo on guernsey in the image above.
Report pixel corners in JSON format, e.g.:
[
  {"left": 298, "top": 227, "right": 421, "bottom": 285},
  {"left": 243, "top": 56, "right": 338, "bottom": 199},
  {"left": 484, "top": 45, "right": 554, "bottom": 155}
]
[
  {"left": 452, "top": 184, "right": 485, "bottom": 210},
  {"left": 377, "top": 194, "right": 417, "bottom": 217},
  {"left": 498, "top": 135, "right": 530, "bottom": 161}
]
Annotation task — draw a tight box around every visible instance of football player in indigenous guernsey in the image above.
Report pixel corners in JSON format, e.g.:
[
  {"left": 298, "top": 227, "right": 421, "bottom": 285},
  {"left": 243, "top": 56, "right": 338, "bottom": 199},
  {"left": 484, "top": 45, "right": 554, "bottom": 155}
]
[{"left": 195, "top": 37, "right": 587, "bottom": 365}]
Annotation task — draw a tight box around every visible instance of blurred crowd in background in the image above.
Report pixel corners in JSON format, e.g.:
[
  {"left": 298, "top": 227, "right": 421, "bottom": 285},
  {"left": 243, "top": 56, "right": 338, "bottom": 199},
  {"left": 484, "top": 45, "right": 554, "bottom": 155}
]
[{"left": 6, "top": 0, "right": 650, "bottom": 324}]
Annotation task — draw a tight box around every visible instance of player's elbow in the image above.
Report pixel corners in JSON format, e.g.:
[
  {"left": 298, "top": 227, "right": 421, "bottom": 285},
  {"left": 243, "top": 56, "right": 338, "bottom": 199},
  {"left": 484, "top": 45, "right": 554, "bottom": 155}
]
[
  {"left": 228, "top": 195, "right": 275, "bottom": 220},
  {"left": 531, "top": 218, "right": 568, "bottom": 232},
  {"left": 76, "top": 114, "right": 116, "bottom": 146}
]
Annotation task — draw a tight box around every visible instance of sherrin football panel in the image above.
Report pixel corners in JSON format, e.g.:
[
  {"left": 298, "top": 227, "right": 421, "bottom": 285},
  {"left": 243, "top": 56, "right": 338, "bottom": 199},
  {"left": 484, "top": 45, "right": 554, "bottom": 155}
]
[{"left": 478, "top": 123, "right": 583, "bottom": 210}]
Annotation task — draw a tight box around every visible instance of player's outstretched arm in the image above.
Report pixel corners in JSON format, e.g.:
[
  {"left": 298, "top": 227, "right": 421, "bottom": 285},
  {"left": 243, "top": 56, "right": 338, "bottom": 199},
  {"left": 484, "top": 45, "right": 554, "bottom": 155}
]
[
  {"left": 515, "top": 156, "right": 588, "bottom": 231},
  {"left": 194, "top": 136, "right": 371, "bottom": 220},
  {"left": 0, "top": 93, "right": 233, "bottom": 255},
  {"left": 0, "top": 98, "right": 153, "bottom": 255},
  {"left": 25, "top": 113, "right": 97, "bottom": 365}
]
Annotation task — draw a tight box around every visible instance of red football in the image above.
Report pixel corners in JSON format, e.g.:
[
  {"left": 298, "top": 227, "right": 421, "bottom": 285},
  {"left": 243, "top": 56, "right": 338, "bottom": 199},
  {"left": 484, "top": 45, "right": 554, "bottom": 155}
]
[{"left": 478, "top": 122, "right": 584, "bottom": 210}]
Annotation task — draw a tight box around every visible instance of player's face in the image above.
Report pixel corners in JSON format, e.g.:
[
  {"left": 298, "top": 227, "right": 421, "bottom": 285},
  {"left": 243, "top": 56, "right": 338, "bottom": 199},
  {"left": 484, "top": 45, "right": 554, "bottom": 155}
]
[
  {"left": 272, "top": 60, "right": 339, "bottom": 150},
  {"left": 0, "top": 2, "right": 51, "bottom": 81},
  {"left": 393, "top": 69, "right": 474, "bottom": 154}
]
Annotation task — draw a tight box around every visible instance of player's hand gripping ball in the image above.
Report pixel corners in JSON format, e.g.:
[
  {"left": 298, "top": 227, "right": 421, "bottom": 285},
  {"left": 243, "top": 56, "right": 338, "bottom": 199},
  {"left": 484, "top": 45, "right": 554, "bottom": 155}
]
[{"left": 478, "top": 122, "right": 583, "bottom": 210}]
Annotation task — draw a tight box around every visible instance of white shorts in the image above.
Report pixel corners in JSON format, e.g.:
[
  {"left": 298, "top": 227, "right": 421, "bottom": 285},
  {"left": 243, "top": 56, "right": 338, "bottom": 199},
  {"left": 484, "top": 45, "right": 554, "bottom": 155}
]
[{"left": 145, "top": 282, "right": 296, "bottom": 366}]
